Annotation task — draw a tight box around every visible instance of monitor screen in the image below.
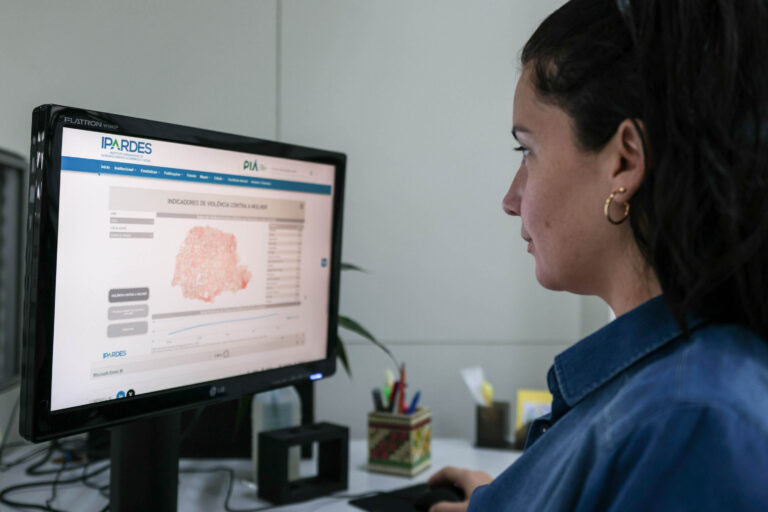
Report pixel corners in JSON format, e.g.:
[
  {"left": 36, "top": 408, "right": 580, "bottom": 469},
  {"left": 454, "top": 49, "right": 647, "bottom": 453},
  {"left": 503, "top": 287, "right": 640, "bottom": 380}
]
[{"left": 21, "top": 105, "right": 345, "bottom": 441}]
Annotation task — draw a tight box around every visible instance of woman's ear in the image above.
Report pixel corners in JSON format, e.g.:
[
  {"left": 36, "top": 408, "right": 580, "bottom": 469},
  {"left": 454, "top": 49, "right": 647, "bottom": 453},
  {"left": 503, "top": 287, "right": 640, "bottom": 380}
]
[{"left": 609, "top": 119, "right": 647, "bottom": 198}]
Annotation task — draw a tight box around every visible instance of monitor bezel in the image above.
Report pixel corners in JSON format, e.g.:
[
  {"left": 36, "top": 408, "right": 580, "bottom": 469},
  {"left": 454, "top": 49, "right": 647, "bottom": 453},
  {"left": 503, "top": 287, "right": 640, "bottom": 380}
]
[{"left": 20, "top": 104, "right": 345, "bottom": 442}]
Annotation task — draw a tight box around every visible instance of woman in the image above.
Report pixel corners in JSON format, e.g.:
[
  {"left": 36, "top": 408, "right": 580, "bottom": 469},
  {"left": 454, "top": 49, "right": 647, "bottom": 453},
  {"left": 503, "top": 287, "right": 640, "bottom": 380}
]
[{"left": 428, "top": 0, "right": 768, "bottom": 510}]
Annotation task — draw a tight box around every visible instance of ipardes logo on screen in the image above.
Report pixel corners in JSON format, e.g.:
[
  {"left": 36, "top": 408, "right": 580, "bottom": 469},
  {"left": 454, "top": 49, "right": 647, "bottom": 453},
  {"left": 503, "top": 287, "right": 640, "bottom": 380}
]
[
  {"left": 103, "top": 350, "right": 127, "bottom": 359},
  {"left": 101, "top": 136, "right": 152, "bottom": 154}
]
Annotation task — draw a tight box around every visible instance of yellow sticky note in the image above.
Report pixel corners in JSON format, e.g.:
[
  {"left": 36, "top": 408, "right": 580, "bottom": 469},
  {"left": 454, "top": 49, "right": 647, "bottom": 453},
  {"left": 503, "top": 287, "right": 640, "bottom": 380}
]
[{"left": 516, "top": 389, "right": 553, "bottom": 431}]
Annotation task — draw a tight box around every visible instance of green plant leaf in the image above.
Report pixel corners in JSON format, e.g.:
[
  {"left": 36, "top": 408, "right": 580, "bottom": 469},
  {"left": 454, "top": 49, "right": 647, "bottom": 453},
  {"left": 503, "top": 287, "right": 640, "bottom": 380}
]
[
  {"left": 336, "top": 333, "right": 352, "bottom": 378},
  {"left": 338, "top": 315, "right": 398, "bottom": 368},
  {"left": 341, "top": 262, "right": 368, "bottom": 273}
]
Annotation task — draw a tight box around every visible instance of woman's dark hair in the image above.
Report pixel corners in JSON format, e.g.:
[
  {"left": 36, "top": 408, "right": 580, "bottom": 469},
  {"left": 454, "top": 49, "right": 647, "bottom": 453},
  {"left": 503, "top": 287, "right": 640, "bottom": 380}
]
[{"left": 522, "top": 0, "right": 768, "bottom": 337}]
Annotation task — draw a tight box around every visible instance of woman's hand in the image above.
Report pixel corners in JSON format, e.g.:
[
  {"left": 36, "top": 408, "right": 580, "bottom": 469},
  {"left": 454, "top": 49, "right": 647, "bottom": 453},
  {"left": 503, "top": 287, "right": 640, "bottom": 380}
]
[{"left": 425, "top": 465, "right": 493, "bottom": 512}]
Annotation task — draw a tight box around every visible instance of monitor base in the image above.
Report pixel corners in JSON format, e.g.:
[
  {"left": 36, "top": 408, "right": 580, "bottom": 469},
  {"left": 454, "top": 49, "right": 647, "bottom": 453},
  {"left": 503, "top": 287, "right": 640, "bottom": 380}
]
[{"left": 110, "top": 412, "right": 181, "bottom": 512}]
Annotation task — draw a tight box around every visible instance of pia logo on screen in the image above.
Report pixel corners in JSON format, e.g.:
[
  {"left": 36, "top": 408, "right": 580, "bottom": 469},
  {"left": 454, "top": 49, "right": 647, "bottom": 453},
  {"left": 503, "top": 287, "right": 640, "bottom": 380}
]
[
  {"left": 243, "top": 160, "right": 266, "bottom": 172},
  {"left": 101, "top": 136, "right": 152, "bottom": 154}
]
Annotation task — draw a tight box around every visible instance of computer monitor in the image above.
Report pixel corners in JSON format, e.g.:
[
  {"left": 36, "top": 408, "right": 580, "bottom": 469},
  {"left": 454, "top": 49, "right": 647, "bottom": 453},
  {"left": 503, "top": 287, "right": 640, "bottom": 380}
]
[
  {"left": 0, "top": 149, "right": 25, "bottom": 393},
  {"left": 20, "top": 105, "right": 345, "bottom": 510}
]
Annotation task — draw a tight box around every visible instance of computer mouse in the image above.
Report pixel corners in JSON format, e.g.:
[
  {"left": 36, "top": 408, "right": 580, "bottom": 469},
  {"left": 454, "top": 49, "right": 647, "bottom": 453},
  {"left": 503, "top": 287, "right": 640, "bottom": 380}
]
[{"left": 413, "top": 484, "right": 465, "bottom": 512}]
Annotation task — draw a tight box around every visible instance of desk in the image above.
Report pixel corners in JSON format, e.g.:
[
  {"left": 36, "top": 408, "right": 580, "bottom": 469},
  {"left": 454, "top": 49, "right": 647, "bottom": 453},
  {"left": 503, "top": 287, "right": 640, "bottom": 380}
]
[{"left": 1, "top": 439, "right": 521, "bottom": 511}]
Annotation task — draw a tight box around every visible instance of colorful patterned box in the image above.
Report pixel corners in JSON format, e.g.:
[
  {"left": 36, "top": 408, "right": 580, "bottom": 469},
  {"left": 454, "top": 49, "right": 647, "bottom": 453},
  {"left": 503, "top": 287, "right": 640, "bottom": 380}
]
[{"left": 367, "top": 407, "right": 432, "bottom": 477}]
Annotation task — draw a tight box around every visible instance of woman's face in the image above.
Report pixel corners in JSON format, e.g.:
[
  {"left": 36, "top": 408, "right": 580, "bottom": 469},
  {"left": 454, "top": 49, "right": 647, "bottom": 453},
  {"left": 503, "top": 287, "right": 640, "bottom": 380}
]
[{"left": 503, "top": 69, "right": 615, "bottom": 294}]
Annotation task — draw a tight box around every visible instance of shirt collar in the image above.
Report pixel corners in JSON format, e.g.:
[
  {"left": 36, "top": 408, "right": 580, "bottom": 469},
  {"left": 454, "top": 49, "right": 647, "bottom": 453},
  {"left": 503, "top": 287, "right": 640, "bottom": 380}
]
[{"left": 549, "top": 295, "right": 706, "bottom": 410}]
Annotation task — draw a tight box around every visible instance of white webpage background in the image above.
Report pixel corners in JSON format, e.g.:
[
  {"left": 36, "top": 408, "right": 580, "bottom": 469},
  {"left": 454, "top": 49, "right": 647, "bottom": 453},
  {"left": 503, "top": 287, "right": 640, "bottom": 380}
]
[{"left": 50, "top": 128, "right": 335, "bottom": 411}]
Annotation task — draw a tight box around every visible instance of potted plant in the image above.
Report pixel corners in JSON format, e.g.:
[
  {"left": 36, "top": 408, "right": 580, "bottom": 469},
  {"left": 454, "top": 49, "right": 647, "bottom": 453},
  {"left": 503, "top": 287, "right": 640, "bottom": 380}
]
[{"left": 336, "top": 263, "right": 398, "bottom": 377}]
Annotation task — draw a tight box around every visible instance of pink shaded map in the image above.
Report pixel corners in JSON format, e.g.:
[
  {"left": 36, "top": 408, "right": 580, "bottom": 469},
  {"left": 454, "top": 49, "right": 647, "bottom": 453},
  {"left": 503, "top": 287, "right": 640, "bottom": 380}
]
[{"left": 171, "top": 226, "right": 251, "bottom": 302}]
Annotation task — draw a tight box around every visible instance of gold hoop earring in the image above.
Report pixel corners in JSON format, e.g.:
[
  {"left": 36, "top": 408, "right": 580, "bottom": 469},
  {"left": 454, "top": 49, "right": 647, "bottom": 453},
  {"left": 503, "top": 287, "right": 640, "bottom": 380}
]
[{"left": 604, "top": 187, "right": 630, "bottom": 225}]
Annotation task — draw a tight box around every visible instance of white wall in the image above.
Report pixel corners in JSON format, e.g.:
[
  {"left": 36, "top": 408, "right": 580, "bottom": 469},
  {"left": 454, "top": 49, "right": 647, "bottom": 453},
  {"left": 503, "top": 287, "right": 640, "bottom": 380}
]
[
  {"left": 280, "top": 0, "right": 578, "bottom": 345},
  {"left": 276, "top": 0, "right": 608, "bottom": 437},
  {"left": 0, "top": 0, "right": 278, "bottom": 157},
  {"left": 0, "top": 0, "right": 609, "bottom": 443}
]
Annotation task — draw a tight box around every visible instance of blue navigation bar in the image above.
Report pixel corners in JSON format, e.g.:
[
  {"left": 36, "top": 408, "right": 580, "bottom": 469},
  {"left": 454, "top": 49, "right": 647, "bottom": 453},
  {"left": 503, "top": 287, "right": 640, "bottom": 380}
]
[{"left": 60, "top": 157, "right": 332, "bottom": 195}]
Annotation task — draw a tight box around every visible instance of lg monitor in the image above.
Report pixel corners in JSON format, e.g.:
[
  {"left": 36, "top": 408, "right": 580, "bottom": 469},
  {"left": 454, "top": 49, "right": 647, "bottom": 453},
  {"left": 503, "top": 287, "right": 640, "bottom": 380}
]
[{"left": 20, "top": 105, "right": 345, "bottom": 510}]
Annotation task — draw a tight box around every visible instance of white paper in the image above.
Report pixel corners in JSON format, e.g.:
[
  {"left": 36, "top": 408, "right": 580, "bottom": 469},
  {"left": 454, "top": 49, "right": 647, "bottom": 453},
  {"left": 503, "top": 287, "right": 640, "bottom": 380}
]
[{"left": 461, "top": 366, "right": 488, "bottom": 406}]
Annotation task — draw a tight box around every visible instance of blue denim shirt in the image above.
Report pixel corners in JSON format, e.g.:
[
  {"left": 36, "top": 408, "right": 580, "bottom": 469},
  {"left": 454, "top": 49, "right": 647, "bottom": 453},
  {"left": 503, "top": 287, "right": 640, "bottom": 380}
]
[{"left": 469, "top": 296, "right": 768, "bottom": 511}]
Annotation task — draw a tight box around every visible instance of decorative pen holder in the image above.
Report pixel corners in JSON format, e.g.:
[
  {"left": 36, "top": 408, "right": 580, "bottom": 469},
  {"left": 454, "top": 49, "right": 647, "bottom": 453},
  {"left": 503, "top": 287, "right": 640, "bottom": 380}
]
[{"left": 367, "top": 407, "right": 432, "bottom": 477}]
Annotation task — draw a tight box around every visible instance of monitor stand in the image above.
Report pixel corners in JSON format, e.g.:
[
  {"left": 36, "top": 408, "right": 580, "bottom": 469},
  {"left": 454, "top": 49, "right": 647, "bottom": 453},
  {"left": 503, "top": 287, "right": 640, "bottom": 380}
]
[{"left": 110, "top": 412, "right": 181, "bottom": 512}]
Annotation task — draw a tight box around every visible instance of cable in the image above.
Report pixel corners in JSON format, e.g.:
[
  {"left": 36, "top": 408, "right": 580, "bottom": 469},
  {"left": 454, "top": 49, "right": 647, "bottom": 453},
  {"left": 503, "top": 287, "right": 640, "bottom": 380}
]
[
  {"left": 42, "top": 442, "right": 95, "bottom": 507},
  {"left": 80, "top": 459, "right": 110, "bottom": 498},
  {"left": 24, "top": 442, "right": 55, "bottom": 476},
  {"left": 0, "top": 443, "right": 110, "bottom": 512},
  {"left": 25, "top": 440, "right": 90, "bottom": 476},
  {"left": 0, "top": 400, "right": 91, "bottom": 476},
  {"left": 0, "top": 395, "right": 20, "bottom": 466},
  {"left": 180, "top": 466, "right": 278, "bottom": 512},
  {"left": 45, "top": 462, "right": 66, "bottom": 509},
  {"left": 0, "top": 444, "right": 50, "bottom": 472},
  {"left": 0, "top": 462, "right": 109, "bottom": 512}
]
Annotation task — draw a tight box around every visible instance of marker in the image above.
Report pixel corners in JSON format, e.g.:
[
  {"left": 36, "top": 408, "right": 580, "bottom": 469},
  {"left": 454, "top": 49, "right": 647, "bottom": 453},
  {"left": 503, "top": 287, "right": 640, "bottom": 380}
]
[
  {"left": 407, "top": 391, "right": 421, "bottom": 414},
  {"left": 372, "top": 388, "right": 385, "bottom": 411},
  {"left": 385, "top": 369, "right": 396, "bottom": 389}
]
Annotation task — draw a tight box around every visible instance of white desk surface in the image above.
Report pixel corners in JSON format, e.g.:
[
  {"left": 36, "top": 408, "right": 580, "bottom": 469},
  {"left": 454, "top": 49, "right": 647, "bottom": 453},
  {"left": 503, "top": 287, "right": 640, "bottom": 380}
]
[{"left": 1, "top": 439, "right": 521, "bottom": 511}]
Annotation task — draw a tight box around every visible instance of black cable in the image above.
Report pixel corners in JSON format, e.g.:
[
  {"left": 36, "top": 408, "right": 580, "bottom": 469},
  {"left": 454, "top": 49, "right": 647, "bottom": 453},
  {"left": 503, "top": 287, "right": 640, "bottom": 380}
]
[
  {"left": 0, "top": 458, "right": 110, "bottom": 512},
  {"left": 0, "top": 395, "right": 20, "bottom": 465},
  {"left": 80, "top": 459, "right": 110, "bottom": 498},
  {"left": 30, "top": 458, "right": 89, "bottom": 475},
  {"left": 25, "top": 440, "right": 89, "bottom": 476},
  {"left": 40, "top": 442, "right": 95, "bottom": 508},
  {"left": 0, "top": 444, "right": 50, "bottom": 472},
  {"left": 1, "top": 401, "right": 89, "bottom": 476},
  {"left": 24, "top": 442, "right": 55, "bottom": 476},
  {"left": 45, "top": 462, "right": 66, "bottom": 509},
  {"left": 0, "top": 469, "right": 104, "bottom": 512},
  {"left": 180, "top": 466, "right": 278, "bottom": 512}
]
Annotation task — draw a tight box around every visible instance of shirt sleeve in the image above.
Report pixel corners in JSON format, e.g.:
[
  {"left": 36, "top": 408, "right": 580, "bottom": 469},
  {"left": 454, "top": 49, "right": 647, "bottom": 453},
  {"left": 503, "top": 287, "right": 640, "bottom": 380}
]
[{"left": 579, "top": 402, "right": 768, "bottom": 512}]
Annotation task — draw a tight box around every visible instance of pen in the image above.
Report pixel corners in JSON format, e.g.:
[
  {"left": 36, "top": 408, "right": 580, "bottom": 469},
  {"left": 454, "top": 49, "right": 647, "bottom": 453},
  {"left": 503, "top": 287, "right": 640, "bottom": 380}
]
[
  {"left": 398, "top": 363, "right": 406, "bottom": 414},
  {"left": 388, "top": 382, "right": 400, "bottom": 412},
  {"left": 407, "top": 391, "right": 421, "bottom": 414}
]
